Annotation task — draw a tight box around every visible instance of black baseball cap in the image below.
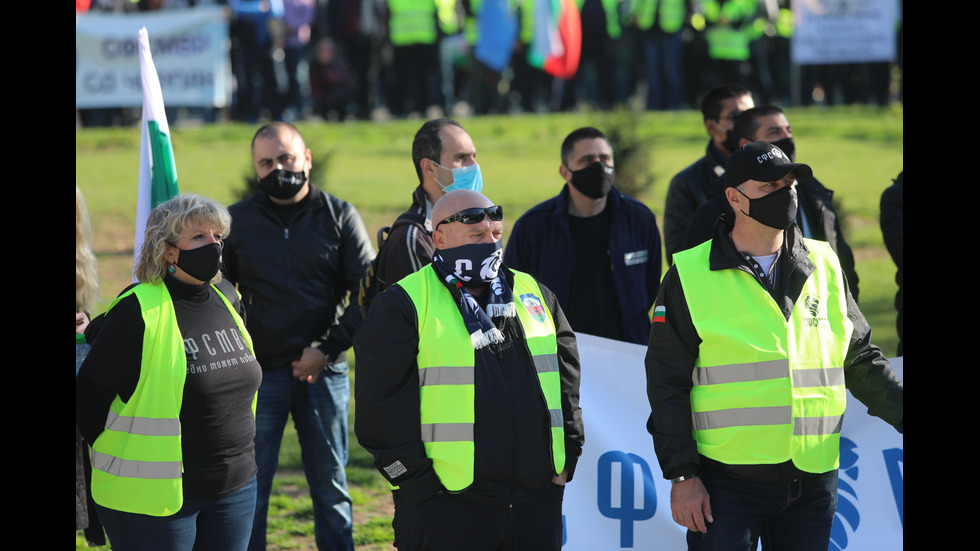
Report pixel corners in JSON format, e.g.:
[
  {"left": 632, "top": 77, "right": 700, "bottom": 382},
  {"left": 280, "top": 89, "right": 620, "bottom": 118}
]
[{"left": 725, "top": 141, "right": 813, "bottom": 188}]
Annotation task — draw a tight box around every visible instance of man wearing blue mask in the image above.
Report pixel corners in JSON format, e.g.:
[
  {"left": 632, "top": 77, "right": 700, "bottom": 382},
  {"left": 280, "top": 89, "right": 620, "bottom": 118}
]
[
  {"left": 354, "top": 189, "right": 585, "bottom": 550},
  {"left": 504, "top": 127, "right": 662, "bottom": 346},
  {"left": 362, "top": 118, "right": 482, "bottom": 314},
  {"left": 683, "top": 105, "right": 860, "bottom": 302}
]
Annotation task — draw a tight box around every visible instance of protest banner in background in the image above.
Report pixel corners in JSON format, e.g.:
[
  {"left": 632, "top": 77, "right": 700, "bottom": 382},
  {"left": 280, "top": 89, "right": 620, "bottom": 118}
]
[
  {"left": 76, "top": 7, "right": 229, "bottom": 108},
  {"left": 793, "top": 0, "right": 900, "bottom": 65},
  {"left": 561, "top": 334, "right": 903, "bottom": 550}
]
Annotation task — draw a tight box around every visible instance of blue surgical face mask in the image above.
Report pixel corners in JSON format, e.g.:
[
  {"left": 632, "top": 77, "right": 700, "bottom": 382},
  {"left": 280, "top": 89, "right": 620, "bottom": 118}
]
[{"left": 434, "top": 162, "right": 484, "bottom": 193}]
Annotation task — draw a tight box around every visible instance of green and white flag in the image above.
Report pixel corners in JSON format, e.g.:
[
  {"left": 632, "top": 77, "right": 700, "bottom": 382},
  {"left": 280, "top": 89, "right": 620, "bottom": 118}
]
[{"left": 134, "top": 26, "right": 178, "bottom": 277}]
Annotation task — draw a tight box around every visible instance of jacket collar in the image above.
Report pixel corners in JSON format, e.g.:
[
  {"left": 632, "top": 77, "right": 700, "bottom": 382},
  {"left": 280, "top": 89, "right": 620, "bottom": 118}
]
[
  {"left": 708, "top": 212, "right": 813, "bottom": 274},
  {"left": 409, "top": 184, "right": 433, "bottom": 230},
  {"left": 554, "top": 182, "right": 625, "bottom": 222},
  {"left": 255, "top": 183, "right": 325, "bottom": 211},
  {"left": 705, "top": 140, "right": 729, "bottom": 174}
]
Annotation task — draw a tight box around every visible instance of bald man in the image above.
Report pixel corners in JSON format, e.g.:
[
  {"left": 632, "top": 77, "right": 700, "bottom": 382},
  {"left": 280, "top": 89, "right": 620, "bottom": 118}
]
[
  {"left": 223, "top": 122, "right": 374, "bottom": 551},
  {"left": 354, "top": 190, "right": 585, "bottom": 550}
]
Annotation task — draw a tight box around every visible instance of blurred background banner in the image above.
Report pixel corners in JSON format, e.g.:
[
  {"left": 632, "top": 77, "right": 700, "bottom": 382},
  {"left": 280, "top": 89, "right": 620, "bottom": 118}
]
[
  {"left": 561, "top": 334, "right": 903, "bottom": 550},
  {"left": 793, "top": 0, "right": 900, "bottom": 64},
  {"left": 76, "top": 7, "right": 229, "bottom": 109}
]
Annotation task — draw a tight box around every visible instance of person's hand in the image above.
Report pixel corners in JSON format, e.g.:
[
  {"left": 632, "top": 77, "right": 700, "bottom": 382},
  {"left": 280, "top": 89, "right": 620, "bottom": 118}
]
[
  {"left": 552, "top": 469, "right": 569, "bottom": 485},
  {"left": 291, "top": 347, "right": 326, "bottom": 383},
  {"left": 76, "top": 312, "right": 90, "bottom": 335},
  {"left": 670, "top": 477, "right": 713, "bottom": 533}
]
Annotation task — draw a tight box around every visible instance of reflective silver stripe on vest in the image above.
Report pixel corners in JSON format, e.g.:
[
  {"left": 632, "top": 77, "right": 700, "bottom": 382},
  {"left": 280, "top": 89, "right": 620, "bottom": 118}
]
[
  {"left": 692, "top": 406, "right": 792, "bottom": 430},
  {"left": 791, "top": 367, "right": 845, "bottom": 388},
  {"left": 549, "top": 409, "right": 563, "bottom": 428},
  {"left": 420, "top": 423, "right": 474, "bottom": 442},
  {"left": 105, "top": 410, "right": 181, "bottom": 437},
  {"left": 693, "top": 359, "right": 789, "bottom": 386},
  {"left": 794, "top": 414, "right": 843, "bottom": 436},
  {"left": 91, "top": 450, "right": 182, "bottom": 480},
  {"left": 418, "top": 366, "right": 475, "bottom": 387},
  {"left": 532, "top": 354, "right": 559, "bottom": 374}
]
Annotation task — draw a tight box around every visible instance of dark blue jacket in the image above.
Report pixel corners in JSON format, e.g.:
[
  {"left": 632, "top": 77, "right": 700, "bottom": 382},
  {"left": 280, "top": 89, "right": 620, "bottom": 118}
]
[{"left": 504, "top": 185, "right": 662, "bottom": 345}]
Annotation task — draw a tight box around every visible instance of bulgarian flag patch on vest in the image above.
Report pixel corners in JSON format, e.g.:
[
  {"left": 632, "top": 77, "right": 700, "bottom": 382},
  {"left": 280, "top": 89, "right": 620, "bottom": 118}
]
[{"left": 653, "top": 305, "right": 666, "bottom": 323}]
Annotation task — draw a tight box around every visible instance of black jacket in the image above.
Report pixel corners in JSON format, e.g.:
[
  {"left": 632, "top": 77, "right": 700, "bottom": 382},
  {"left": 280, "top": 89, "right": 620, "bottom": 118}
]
[
  {"left": 645, "top": 212, "right": 903, "bottom": 483},
  {"left": 371, "top": 184, "right": 434, "bottom": 292},
  {"left": 223, "top": 187, "right": 374, "bottom": 370},
  {"left": 683, "top": 177, "right": 860, "bottom": 301},
  {"left": 879, "top": 171, "right": 903, "bottom": 355},
  {"left": 504, "top": 184, "right": 662, "bottom": 346},
  {"left": 663, "top": 141, "right": 729, "bottom": 264},
  {"left": 353, "top": 266, "right": 585, "bottom": 506}
]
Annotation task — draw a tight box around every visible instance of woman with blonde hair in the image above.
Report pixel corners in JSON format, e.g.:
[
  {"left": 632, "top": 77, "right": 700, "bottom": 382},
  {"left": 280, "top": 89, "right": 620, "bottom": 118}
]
[
  {"left": 76, "top": 194, "right": 262, "bottom": 551},
  {"left": 76, "top": 186, "right": 98, "bottom": 333},
  {"left": 76, "top": 185, "right": 104, "bottom": 543}
]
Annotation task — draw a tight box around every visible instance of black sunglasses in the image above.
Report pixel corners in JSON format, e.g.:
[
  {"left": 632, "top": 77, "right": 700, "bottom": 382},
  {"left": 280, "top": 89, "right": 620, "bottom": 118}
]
[{"left": 436, "top": 205, "right": 504, "bottom": 229}]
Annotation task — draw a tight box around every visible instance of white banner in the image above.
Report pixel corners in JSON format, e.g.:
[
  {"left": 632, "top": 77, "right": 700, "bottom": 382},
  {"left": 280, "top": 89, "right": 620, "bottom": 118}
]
[
  {"left": 76, "top": 7, "right": 229, "bottom": 108},
  {"left": 792, "top": 0, "right": 899, "bottom": 65},
  {"left": 562, "top": 334, "right": 903, "bottom": 550}
]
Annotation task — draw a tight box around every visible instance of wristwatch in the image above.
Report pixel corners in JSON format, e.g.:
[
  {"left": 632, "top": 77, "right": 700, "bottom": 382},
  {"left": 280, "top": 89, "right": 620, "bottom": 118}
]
[{"left": 670, "top": 474, "right": 698, "bottom": 484}]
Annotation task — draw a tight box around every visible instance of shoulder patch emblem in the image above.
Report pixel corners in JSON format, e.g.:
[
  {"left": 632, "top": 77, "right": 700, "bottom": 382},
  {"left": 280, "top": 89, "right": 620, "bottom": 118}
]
[{"left": 520, "top": 293, "right": 546, "bottom": 323}]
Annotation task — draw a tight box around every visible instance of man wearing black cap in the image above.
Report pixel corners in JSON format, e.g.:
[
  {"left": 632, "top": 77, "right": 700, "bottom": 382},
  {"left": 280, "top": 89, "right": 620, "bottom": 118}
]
[
  {"left": 644, "top": 141, "right": 903, "bottom": 550},
  {"left": 682, "top": 105, "right": 860, "bottom": 301}
]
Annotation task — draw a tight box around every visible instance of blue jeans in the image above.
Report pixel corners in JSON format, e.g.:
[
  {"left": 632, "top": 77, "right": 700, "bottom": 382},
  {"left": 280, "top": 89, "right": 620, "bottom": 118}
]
[
  {"left": 248, "top": 362, "right": 354, "bottom": 551},
  {"left": 688, "top": 468, "right": 838, "bottom": 551},
  {"left": 643, "top": 30, "right": 685, "bottom": 111},
  {"left": 96, "top": 476, "right": 256, "bottom": 551}
]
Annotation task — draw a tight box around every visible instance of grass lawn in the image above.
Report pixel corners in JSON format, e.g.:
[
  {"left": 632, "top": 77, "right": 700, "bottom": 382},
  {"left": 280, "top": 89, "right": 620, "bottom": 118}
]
[{"left": 76, "top": 106, "right": 902, "bottom": 549}]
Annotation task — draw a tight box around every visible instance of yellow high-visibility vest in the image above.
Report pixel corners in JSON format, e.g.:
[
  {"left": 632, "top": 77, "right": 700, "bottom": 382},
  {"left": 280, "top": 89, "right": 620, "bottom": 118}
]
[
  {"left": 399, "top": 266, "right": 565, "bottom": 491},
  {"left": 673, "top": 238, "right": 851, "bottom": 473},
  {"left": 90, "top": 281, "right": 254, "bottom": 516}
]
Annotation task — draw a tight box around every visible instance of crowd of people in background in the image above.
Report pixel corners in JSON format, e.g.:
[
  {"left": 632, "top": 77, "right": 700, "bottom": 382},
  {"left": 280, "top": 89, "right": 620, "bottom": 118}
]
[{"left": 76, "top": 0, "right": 904, "bottom": 126}]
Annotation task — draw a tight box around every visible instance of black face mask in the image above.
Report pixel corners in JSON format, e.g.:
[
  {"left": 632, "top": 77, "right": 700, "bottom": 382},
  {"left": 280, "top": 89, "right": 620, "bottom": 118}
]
[
  {"left": 770, "top": 137, "right": 796, "bottom": 162},
  {"left": 738, "top": 185, "right": 798, "bottom": 230},
  {"left": 173, "top": 242, "right": 222, "bottom": 283},
  {"left": 569, "top": 162, "right": 615, "bottom": 199},
  {"left": 436, "top": 241, "right": 503, "bottom": 284},
  {"left": 721, "top": 127, "right": 740, "bottom": 154},
  {"left": 259, "top": 168, "right": 307, "bottom": 200}
]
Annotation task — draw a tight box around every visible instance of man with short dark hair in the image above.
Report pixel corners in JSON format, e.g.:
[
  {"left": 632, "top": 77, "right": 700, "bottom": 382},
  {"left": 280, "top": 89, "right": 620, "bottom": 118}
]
[
  {"left": 223, "top": 122, "right": 374, "bottom": 551},
  {"left": 504, "top": 127, "right": 662, "bottom": 345},
  {"left": 664, "top": 84, "right": 754, "bottom": 263},
  {"left": 366, "top": 118, "right": 481, "bottom": 308},
  {"left": 355, "top": 189, "right": 584, "bottom": 550},
  {"left": 645, "top": 141, "right": 902, "bottom": 550},
  {"left": 684, "top": 105, "right": 860, "bottom": 300}
]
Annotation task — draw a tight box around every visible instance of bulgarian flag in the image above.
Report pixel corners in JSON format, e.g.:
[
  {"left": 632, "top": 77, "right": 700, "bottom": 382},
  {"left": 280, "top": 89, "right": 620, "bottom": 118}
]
[
  {"left": 133, "top": 27, "right": 179, "bottom": 277},
  {"left": 652, "top": 305, "right": 666, "bottom": 323},
  {"left": 527, "top": 0, "right": 581, "bottom": 80}
]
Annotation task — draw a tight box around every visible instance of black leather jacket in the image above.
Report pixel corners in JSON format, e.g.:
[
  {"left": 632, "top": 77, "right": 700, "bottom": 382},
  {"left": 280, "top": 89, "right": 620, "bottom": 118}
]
[{"left": 223, "top": 187, "right": 374, "bottom": 370}]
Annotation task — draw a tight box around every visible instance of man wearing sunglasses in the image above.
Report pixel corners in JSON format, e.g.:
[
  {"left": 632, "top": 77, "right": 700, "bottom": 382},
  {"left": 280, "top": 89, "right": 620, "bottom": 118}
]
[
  {"left": 362, "top": 119, "right": 482, "bottom": 315},
  {"left": 354, "top": 190, "right": 584, "bottom": 550},
  {"left": 504, "top": 126, "right": 662, "bottom": 346}
]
